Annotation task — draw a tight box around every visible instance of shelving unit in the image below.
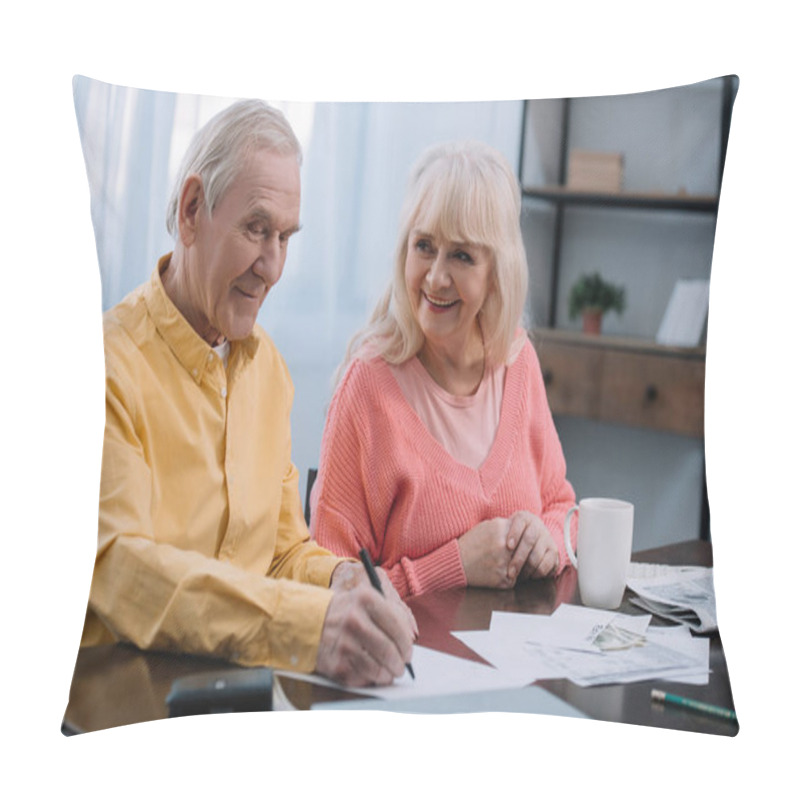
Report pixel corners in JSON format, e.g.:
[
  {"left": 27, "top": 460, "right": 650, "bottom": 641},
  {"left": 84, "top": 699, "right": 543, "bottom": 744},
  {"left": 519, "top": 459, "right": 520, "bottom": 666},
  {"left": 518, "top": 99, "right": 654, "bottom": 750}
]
[
  {"left": 519, "top": 75, "right": 737, "bottom": 330},
  {"left": 522, "top": 186, "right": 719, "bottom": 213},
  {"left": 518, "top": 76, "right": 738, "bottom": 544}
]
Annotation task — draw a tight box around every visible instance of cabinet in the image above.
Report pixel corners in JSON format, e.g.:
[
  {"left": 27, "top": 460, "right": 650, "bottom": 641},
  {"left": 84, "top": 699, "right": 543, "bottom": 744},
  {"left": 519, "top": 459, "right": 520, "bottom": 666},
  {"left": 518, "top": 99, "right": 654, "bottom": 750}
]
[
  {"left": 518, "top": 76, "right": 738, "bottom": 543},
  {"left": 535, "top": 329, "right": 705, "bottom": 438}
]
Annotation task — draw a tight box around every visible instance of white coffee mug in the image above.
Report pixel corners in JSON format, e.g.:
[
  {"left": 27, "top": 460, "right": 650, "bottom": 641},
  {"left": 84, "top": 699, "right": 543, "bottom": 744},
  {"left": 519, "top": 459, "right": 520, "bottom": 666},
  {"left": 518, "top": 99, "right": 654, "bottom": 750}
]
[{"left": 564, "top": 498, "right": 634, "bottom": 609}]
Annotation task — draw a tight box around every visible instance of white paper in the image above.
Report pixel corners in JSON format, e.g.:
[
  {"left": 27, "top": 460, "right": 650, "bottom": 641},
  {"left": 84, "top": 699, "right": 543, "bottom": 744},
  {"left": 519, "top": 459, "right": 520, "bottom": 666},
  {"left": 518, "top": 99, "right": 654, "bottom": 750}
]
[
  {"left": 491, "top": 605, "right": 650, "bottom": 652},
  {"left": 276, "top": 644, "right": 531, "bottom": 701},
  {"left": 278, "top": 598, "right": 711, "bottom": 703},
  {"left": 454, "top": 628, "right": 561, "bottom": 682},
  {"left": 645, "top": 626, "right": 710, "bottom": 685},
  {"left": 454, "top": 604, "right": 709, "bottom": 688}
]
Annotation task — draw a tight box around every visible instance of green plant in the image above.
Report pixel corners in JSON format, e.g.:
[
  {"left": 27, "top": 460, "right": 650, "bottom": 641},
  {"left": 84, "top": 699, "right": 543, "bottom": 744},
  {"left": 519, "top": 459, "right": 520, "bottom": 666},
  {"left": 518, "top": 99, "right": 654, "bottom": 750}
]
[{"left": 568, "top": 272, "right": 626, "bottom": 320}]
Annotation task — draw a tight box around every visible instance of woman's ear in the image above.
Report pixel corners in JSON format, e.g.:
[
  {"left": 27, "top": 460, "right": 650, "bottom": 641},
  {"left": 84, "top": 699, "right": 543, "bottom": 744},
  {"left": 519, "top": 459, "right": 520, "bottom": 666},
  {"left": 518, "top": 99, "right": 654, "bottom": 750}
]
[{"left": 177, "top": 175, "right": 205, "bottom": 247}]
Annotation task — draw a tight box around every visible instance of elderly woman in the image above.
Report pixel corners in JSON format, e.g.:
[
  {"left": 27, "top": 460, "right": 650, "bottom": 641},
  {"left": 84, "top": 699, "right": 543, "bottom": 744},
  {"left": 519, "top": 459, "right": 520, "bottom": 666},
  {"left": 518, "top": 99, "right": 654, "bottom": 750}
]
[{"left": 310, "top": 140, "right": 576, "bottom": 599}]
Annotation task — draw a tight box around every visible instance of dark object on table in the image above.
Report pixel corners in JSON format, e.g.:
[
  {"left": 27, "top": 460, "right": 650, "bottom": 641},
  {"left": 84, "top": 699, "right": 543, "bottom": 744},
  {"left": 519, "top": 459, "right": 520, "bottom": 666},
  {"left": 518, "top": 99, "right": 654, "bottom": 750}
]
[{"left": 166, "top": 667, "right": 273, "bottom": 717}]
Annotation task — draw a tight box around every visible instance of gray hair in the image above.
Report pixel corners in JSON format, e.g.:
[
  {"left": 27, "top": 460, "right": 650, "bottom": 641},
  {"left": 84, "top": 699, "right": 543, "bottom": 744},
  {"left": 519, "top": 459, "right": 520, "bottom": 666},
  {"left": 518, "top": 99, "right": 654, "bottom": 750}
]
[
  {"left": 338, "top": 140, "right": 528, "bottom": 382},
  {"left": 166, "top": 99, "right": 302, "bottom": 237}
]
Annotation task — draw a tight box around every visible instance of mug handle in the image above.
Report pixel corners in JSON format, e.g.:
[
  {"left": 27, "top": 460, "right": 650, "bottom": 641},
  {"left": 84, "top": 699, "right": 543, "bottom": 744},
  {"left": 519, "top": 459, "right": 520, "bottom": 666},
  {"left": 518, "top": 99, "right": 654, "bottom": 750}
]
[{"left": 564, "top": 505, "right": 578, "bottom": 569}]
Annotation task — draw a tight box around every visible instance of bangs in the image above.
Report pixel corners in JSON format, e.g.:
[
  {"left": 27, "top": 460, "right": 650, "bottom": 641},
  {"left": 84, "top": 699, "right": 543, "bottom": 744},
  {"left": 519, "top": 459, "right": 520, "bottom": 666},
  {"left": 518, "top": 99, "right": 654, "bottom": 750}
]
[{"left": 409, "top": 160, "right": 509, "bottom": 249}]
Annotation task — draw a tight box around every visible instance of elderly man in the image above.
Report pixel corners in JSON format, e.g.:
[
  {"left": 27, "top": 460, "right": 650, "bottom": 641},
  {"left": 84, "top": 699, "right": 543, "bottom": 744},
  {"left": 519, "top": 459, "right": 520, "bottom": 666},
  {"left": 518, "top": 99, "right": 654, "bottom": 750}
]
[{"left": 80, "top": 99, "right": 415, "bottom": 687}]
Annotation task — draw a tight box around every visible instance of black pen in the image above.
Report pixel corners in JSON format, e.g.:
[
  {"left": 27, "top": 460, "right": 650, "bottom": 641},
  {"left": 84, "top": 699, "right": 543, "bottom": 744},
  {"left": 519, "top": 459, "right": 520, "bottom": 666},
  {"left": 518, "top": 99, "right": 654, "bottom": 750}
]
[{"left": 358, "top": 548, "right": 415, "bottom": 680}]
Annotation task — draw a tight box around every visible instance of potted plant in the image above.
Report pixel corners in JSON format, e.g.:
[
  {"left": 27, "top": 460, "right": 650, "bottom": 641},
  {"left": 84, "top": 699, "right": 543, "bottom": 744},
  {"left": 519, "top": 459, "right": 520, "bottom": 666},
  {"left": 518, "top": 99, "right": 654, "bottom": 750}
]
[{"left": 568, "top": 272, "right": 626, "bottom": 335}]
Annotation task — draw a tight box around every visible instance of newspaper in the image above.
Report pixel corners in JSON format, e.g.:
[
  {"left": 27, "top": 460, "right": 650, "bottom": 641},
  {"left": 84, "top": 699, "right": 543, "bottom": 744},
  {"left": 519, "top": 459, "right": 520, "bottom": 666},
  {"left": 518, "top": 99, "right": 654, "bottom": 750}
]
[{"left": 626, "top": 563, "right": 717, "bottom": 633}]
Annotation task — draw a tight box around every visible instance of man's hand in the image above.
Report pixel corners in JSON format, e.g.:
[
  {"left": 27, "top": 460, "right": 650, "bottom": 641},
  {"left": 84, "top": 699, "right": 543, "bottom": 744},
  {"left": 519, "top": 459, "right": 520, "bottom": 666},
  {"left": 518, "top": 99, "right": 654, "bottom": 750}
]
[
  {"left": 330, "top": 560, "right": 418, "bottom": 638},
  {"left": 315, "top": 580, "right": 415, "bottom": 687},
  {"left": 329, "top": 560, "right": 364, "bottom": 591}
]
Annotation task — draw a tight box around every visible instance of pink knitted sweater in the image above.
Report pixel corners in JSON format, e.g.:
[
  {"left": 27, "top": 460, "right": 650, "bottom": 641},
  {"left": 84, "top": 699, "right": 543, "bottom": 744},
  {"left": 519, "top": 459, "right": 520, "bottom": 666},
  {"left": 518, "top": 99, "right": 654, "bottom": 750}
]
[{"left": 311, "top": 336, "right": 577, "bottom": 598}]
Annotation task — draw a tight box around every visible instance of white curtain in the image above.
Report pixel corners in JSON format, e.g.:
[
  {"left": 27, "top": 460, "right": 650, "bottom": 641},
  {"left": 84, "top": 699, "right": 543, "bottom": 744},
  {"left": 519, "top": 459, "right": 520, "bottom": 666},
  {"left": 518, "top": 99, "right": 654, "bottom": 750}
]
[
  {"left": 72, "top": 76, "right": 523, "bottom": 497},
  {"left": 73, "top": 77, "right": 177, "bottom": 309}
]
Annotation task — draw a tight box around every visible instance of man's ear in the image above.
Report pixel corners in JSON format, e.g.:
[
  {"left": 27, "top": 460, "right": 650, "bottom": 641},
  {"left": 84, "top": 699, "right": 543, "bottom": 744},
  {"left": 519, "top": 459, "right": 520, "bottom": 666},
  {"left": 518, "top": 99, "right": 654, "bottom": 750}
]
[{"left": 178, "top": 175, "right": 205, "bottom": 247}]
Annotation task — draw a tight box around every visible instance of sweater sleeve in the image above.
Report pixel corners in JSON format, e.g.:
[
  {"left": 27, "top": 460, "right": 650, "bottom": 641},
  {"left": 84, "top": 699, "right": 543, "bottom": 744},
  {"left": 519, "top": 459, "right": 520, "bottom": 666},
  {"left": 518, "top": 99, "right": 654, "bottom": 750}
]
[
  {"left": 314, "top": 495, "right": 467, "bottom": 600},
  {"left": 388, "top": 542, "right": 467, "bottom": 598},
  {"left": 311, "top": 362, "right": 382, "bottom": 558},
  {"left": 311, "top": 360, "right": 468, "bottom": 599}
]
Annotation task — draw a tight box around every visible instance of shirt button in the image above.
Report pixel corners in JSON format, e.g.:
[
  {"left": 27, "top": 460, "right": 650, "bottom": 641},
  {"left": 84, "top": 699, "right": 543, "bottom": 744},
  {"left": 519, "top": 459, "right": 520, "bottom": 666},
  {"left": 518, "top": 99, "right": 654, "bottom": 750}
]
[
  {"left": 192, "top": 368, "right": 198, "bottom": 377},
  {"left": 208, "top": 353, "right": 214, "bottom": 362},
  {"left": 221, "top": 387, "right": 227, "bottom": 399},
  {"left": 290, "top": 655, "right": 298, "bottom": 666}
]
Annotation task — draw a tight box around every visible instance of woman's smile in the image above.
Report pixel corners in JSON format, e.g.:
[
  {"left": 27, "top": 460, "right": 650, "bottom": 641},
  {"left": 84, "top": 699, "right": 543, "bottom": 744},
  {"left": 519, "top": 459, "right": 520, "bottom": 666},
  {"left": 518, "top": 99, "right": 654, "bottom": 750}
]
[{"left": 422, "top": 291, "right": 460, "bottom": 311}]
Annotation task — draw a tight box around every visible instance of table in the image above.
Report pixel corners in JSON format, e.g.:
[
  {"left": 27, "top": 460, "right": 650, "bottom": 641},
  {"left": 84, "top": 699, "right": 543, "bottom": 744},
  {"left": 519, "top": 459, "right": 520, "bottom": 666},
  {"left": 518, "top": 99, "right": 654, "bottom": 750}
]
[{"left": 63, "top": 539, "right": 737, "bottom": 736}]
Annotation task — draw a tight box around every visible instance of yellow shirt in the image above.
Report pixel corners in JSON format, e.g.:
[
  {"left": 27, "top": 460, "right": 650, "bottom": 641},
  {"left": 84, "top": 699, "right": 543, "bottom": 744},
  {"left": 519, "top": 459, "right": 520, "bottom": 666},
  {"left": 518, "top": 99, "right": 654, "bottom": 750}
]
[{"left": 81, "top": 255, "right": 341, "bottom": 672}]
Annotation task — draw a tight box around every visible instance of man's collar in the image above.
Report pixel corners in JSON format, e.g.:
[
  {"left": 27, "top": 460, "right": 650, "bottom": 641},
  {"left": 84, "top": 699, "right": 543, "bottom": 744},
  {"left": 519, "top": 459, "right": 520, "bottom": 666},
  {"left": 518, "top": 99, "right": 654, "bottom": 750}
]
[{"left": 144, "top": 253, "right": 259, "bottom": 383}]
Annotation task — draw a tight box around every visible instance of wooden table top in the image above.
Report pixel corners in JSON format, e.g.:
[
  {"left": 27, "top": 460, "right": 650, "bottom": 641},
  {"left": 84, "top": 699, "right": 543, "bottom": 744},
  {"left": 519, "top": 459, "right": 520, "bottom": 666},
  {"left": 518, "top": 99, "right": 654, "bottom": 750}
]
[{"left": 63, "top": 539, "right": 737, "bottom": 736}]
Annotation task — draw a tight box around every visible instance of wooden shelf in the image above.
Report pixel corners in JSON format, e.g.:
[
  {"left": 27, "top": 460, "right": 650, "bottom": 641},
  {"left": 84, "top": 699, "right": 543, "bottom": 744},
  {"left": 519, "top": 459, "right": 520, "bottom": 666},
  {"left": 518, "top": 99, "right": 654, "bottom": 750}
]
[
  {"left": 531, "top": 327, "right": 706, "bottom": 359},
  {"left": 531, "top": 328, "right": 705, "bottom": 438},
  {"left": 522, "top": 185, "right": 719, "bottom": 212}
]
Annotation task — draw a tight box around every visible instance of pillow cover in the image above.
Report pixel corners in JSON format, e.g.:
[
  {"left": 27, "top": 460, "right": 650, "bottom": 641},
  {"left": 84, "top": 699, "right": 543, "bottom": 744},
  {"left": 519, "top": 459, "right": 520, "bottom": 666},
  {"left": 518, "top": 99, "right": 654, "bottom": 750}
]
[{"left": 64, "top": 74, "right": 737, "bottom": 738}]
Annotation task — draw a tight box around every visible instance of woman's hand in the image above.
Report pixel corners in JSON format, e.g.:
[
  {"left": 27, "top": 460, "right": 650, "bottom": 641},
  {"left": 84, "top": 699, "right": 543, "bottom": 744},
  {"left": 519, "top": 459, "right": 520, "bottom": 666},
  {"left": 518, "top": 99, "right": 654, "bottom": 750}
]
[
  {"left": 505, "top": 511, "right": 560, "bottom": 581},
  {"left": 457, "top": 517, "right": 517, "bottom": 589}
]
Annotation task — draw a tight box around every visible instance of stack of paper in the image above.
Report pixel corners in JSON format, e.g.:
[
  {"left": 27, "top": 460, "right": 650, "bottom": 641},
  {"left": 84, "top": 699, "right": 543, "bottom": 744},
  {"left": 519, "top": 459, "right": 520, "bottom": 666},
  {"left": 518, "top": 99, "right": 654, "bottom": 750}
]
[
  {"left": 453, "top": 604, "right": 709, "bottom": 688},
  {"left": 277, "top": 572, "right": 714, "bottom": 704},
  {"left": 626, "top": 563, "right": 717, "bottom": 633}
]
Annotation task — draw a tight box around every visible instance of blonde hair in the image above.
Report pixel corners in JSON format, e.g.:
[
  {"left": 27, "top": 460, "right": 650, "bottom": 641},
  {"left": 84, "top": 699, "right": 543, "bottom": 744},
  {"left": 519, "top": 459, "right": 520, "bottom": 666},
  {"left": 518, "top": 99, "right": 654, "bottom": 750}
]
[{"left": 338, "top": 140, "right": 528, "bottom": 383}]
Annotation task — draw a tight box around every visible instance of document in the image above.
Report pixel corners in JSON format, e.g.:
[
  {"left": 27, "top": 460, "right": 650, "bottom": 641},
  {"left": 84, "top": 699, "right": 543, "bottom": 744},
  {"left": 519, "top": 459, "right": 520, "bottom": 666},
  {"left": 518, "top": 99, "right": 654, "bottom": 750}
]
[
  {"left": 493, "top": 604, "right": 651, "bottom": 651},
  {"left": 538, "top": 634, "right": 707, "bottom": 687},
  {"left": 626, "top": 563, "right": 717, "bottom": 633},
  {"left": 275, "top": 644, "right": 531, "bottom": 701},
  {"left": 312, "top": 685, "right": 590, "bottom": 717},
  {"left": 644, "top": 625, "right": 710, "bottom": 686},
  {"left": 277, "top": 576, "right": 713, "bottom": 705},
  {"left": 453, "top": 604, "right": 709, "bottom": 687}
]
